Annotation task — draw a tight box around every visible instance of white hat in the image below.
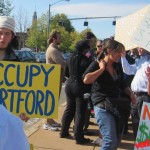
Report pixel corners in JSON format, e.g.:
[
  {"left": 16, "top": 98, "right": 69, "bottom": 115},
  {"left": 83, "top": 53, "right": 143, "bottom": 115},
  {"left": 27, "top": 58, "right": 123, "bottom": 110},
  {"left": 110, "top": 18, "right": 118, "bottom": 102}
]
[{"left": 0, "top": 16, "right": 15, "bottom": 34}]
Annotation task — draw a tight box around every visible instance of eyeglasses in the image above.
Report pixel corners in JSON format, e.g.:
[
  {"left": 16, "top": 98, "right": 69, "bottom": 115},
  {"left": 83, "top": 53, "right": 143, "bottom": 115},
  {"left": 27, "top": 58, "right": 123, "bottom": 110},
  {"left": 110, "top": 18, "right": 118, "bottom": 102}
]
[{"left": 97, "top": 45, "right": 102, "bottom": 48}]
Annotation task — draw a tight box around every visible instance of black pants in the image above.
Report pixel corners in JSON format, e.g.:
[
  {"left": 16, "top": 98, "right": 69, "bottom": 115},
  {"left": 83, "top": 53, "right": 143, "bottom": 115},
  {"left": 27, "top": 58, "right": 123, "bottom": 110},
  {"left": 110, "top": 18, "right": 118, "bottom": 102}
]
[
  {"left": 60, "top": 80, "right": 87, "bottom": 141},
  {"left": 131, "top": 94, "right": 150, "bottom": 139}
]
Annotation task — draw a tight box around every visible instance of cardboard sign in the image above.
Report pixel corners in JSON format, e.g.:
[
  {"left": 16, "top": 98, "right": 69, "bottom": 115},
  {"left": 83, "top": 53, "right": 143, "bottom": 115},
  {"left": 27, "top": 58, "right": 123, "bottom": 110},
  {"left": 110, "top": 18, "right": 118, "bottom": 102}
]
[
  {"left": 115, "top": 5, "right": 150, "bottom": 50},
  {"left": 0, "top": 61, "right": 61, "bottom": 118},
  {"left": 132, "top": 7, "right": 150, "bottom": 52},
  {"left": 134, "top": 102, "right": 150, "bottom": 150}
]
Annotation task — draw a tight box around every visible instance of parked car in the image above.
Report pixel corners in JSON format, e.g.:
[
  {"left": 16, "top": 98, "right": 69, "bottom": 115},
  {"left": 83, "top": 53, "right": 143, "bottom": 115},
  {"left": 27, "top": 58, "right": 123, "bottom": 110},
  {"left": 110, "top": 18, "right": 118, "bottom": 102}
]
[
  {"left": 63, "top": 52, "right": 72, "bottom": 60},
  {"left": 36, "top": 52, "right": 46, "bottom": 63},
  {"left": 14, "top": 50, "right": 36, "bottom": 62}
]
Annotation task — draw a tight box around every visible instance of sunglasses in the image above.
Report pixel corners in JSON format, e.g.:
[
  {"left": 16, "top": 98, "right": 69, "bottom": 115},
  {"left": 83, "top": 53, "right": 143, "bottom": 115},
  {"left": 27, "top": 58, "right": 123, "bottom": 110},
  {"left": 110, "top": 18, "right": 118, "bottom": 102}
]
[{"left": 97, "top": 45, "right": 102, "bottom": 48}]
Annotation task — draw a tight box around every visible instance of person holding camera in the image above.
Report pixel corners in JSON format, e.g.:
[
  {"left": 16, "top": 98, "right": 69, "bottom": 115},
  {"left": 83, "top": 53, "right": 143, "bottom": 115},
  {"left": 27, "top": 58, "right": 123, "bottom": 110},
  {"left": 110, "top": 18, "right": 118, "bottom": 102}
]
[
  {"left": 60, "top": 39, "right": 92, "bottom": 144},
  {"left": 83, "top": 38, "right": 135, "bottom": 150}
]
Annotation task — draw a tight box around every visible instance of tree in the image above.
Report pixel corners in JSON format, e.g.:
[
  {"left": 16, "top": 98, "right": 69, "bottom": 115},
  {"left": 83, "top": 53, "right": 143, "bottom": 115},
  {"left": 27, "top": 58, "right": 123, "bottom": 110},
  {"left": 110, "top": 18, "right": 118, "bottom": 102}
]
[
  {"left": 15, "top": 7, "right": 30, "bottom": 49},
  {"left": 80, "top": 28, "right": 93, "bottom": 39},
  {"left": 0, "top": 0, "right": 13, "bottom": 16},
  {"left": 15, "top": 8, "right": 30, "bottom": 33},
  {"left": 26, "top": 14, "right": 47, "bottom": 51},
  {"left": 69, "top": 31, "right": 82, "bottom": 51},
  {"left": 51, "top": 14, "right": 74, "bottom": 33},
  {"left": 26, "top": 13, "right": 74, "bottom": 52},
  {"left": 26, "top": 12, "right": 94, "bottom": 52}
]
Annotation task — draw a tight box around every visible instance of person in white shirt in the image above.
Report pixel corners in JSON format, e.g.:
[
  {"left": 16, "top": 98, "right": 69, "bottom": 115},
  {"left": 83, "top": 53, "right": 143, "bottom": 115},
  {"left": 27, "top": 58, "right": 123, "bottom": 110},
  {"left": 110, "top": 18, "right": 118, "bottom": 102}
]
[{"left": 121, "top": 47, "right": 150, "bottom": 139}]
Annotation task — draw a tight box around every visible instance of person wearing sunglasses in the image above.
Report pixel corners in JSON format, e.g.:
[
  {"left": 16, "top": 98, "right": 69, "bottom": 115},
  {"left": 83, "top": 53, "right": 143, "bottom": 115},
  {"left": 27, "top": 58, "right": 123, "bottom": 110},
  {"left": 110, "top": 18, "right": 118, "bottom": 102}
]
[{"left": 95, "top": 40, "right": 103, "bottom": 58}]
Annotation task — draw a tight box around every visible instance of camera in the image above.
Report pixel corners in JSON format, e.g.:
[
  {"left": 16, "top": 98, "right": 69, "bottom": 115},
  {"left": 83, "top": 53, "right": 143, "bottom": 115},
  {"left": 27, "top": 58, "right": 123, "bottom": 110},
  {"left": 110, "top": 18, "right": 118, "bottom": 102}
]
[{"left": 83, "top": 93, "right": 91, "bottom": 110}]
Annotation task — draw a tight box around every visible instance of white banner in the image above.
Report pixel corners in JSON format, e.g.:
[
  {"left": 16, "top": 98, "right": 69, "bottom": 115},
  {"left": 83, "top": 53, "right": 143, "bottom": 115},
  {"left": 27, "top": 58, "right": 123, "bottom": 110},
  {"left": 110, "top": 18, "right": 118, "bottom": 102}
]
[
  {"left": 115, "top": 5, "right": 150, "bottom": 50},
  {"left": 132, "top": 7, "right": 150, "bottom": 52}
]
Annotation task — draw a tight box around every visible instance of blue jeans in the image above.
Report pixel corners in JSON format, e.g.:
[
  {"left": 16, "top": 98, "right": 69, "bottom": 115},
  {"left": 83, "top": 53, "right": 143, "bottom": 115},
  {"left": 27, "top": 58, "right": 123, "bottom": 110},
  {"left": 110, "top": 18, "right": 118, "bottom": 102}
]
[{"left": 94, "top": 106, "right": 118, "bottom": 150}]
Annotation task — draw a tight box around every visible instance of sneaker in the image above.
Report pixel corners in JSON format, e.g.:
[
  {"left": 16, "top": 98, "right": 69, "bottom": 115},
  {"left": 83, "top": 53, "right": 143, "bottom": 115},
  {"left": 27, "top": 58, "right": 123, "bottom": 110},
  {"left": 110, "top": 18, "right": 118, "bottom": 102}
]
[
  {"left": 48, "top": 125, "right": 58, "bottom": 131},
  {"left": 47, "top": 119, "right": 61, "bottom": 127},
  {"left": 52, "top": 121, "right": 61, "bottom": 127},
  {"left": 43, "top": 123, "right": 58, "bottom": 131},
  {"left": 43, "top": 123, "right": 50, "bottom": 130},
  {"left": 92, "top": 138, "right": 103, "bottom": 146}
]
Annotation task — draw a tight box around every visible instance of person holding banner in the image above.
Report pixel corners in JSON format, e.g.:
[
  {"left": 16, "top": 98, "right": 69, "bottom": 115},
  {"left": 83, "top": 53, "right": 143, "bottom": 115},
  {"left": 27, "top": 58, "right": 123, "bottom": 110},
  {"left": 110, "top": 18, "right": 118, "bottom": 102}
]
[
  {"left": 0, "top": 16, "right": 29, "bottom": 122},
  {"left": 44, "top": 30, "right": 66, "bottom": 131},
  {"left": 83, "top": 38, "right": 134, "bottom": 150},
  {"left": 121, "top": 47, "right": 150, "bottom": 139},
  {"left": 0, "top": 16, "right": 30, "bottom": 149}
]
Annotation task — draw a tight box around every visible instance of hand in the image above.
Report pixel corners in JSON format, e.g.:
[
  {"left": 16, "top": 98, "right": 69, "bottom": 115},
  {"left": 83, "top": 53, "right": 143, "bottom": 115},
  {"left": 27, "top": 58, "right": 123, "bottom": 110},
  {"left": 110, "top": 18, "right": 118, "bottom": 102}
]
[
  {"left": 121, "top": 49, "right": 126, "bottom": 58},
  {"left": 145, "top": 66, "right": 150, "bottom": 80},
  {"left": 19, "top": 113, "right": 30, "bottom": 122},
  {"left": 99, "top": 60, "right": 106, "bottom": 71}
]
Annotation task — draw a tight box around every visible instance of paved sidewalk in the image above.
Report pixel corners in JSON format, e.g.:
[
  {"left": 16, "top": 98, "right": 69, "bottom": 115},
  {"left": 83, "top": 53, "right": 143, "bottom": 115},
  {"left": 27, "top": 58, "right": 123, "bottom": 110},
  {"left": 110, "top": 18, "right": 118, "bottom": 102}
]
[{"left": 25, "top": 103, "right": 135, "bottom": 150}]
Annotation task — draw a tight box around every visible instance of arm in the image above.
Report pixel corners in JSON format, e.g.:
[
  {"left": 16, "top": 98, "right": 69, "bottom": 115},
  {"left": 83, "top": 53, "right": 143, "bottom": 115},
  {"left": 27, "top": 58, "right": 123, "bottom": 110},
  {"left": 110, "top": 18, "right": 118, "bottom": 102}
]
[
  {"left": 145, "top": 66, "right": 150, "bottom": 95},
  {"left": 148, "top": 79, "right": 150, "bottom": 96},
  {"left": 123, "top": 87, "right": 136, "bottom": 104},
  {"left": 65, "top": 60, "right": 69, "bottom": 78},
  {"left": 83, "top": 60, "right": 106, "bottom": 84},
  {"left": 121, "top": 50, "right": 137, "bottom": 75},
  {"left": 51, "top": 49, "right": 66, "bottom": 70}
]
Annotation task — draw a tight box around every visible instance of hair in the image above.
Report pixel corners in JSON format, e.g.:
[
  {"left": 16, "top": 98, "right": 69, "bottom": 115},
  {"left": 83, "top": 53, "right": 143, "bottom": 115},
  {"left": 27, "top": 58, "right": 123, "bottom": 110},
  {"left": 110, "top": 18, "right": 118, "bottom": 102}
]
[
  {"left": 75, "top": 39, "right": 90, "bottom": 53},
  {"left": 6, "top": 33, "right": 19, "bottom": 54},
  {"left": 97, "top": 39, "right": 103, "bottom": 43},
  {"left": 69, "top": 39, "right": 90, "bottom": 80},
  {"left": 83, "top": 31, "right": 96, "bottom": 40},
  {"left": 47, "top": 30, "right": 60, "bottom": 45},
  {"left": 97, "top": 50, "right": 105, "bottom": 61},
  {"left": 102, "top": 38, "right": 124, "bottom": 55}
]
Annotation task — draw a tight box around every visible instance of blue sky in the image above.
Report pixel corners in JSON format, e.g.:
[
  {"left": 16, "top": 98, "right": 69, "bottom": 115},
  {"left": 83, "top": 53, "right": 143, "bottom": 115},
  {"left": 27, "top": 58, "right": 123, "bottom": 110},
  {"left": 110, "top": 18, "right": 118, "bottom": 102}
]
[{"left": 12, "top": 0, "right": 150, "bottom": 39}]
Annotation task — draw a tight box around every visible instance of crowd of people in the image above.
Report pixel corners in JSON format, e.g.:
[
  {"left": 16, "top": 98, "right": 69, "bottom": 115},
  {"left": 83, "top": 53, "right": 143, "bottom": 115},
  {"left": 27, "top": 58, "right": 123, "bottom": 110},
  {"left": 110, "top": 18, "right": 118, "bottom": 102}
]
[
  {"left": 0, "top": 15, "right": 150, "bottom": 150},
  {"left": 45, "top": 28, "right": 150, "bottom": 150}
]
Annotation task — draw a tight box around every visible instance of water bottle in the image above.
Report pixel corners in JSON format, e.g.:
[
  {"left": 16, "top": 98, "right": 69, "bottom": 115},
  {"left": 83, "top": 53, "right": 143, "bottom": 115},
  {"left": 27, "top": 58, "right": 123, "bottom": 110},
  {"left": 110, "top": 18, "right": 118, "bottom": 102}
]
[{"left": 83, "top": 93, "right": 91, "bottom": 110}]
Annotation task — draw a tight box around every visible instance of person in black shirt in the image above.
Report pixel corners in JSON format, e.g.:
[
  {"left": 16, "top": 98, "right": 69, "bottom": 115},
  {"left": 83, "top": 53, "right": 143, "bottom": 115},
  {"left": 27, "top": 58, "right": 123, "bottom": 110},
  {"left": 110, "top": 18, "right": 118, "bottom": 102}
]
[
  {"left": 60, "top": 39, "right": 92, "bottom": 144},
  {"left": 83, "top": 39, "right": 135, "bottom": 150}
]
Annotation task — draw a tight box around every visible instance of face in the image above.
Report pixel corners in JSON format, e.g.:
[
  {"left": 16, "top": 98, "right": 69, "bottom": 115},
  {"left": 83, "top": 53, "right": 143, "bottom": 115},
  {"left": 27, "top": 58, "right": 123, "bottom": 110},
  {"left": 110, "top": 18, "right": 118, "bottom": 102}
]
[
  {"left": 109, "top": 48, "right": 123, "bottom": 63},
  {"left": 96, "top": 41, "right": 103, "bottom": 52},
  {"left": 138, "top": 47, "right": 146, "bottom": 56},
  {"left": 55, "top": 33, "right": 62, "bottom": 45},
  {"left": 0, "top": 28, "right": 13, "bottom": 49}
]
